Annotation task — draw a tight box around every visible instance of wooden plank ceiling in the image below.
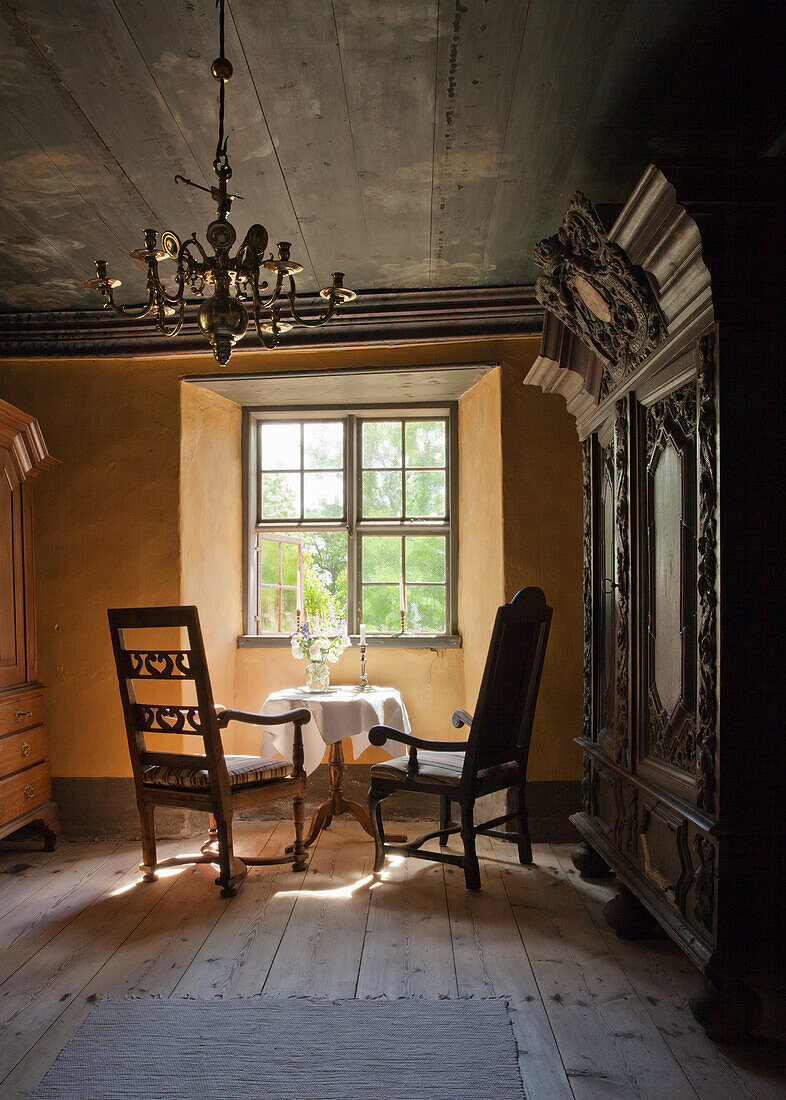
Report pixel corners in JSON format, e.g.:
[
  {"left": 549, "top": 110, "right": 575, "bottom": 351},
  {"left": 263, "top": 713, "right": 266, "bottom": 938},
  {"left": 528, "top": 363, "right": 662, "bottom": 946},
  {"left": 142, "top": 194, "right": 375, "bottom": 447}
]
[{"left": 0, "top": 0, "right": 780, "bottom": 312}]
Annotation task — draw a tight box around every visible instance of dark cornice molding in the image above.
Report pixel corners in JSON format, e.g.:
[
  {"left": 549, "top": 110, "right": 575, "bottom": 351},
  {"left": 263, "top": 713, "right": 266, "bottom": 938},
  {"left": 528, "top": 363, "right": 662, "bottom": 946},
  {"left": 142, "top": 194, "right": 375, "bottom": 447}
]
[{"left": 0, "top": 285, "right": 541, "bottom": 359}]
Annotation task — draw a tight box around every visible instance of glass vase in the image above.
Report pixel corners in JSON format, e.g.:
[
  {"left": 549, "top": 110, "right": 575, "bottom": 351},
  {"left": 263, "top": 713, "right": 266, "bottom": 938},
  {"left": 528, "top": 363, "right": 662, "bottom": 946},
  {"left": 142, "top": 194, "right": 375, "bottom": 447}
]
[{"left": 305, "top": 660, "right": 330, "bottom": 692}]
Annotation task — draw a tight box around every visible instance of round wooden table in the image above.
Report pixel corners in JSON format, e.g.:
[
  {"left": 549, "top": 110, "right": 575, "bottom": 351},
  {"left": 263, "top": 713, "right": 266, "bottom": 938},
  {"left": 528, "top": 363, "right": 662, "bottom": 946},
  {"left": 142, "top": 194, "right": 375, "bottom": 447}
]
[{"left": 259, "top": 685, "right": 409, "bottom": 848}]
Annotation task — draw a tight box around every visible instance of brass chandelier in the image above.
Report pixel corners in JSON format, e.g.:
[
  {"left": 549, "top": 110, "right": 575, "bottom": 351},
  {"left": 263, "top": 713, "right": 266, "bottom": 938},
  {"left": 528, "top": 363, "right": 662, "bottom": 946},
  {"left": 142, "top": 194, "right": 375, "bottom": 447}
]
[{"left": 85, "top": 0, "right": 355, "bottom": 365}]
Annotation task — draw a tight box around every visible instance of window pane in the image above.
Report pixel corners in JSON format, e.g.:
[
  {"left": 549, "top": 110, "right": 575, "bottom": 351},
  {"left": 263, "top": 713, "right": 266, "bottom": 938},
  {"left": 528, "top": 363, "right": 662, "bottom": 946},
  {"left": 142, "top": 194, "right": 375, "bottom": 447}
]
[
  {"left": 304, "top": 422, "right": 343, "bottom": 470},
  {"left": 304, "top": 472, "right": 343, "bottom": 519},
  {"left": 260, "top": 422, "right": 300, "bottom": 470},
  {"left": 407, "top": 586, "right": 446, "bottom": 633},
  {"left": 363, "top": 471, "right": 402, "bottom": 517},
  {"left": 303, "top": 531, "right": 348, "bottom": 625},
  {"left": 258, "top": 587, "right": 279, "bottom": 632},
  {"left": 282, "top": 542, "right": 299, "bottom": 585},
  {"left": 281, "top": 588, "right": 297, "bottom": 634},
  {"left": 405, "top": 421, "right": 445, "bottom": 468},
  {"left": 405, "top": 536, "right": 445, "bottom": 583},
  {"left": 362, "top": 421, "right": 402, "bottom": 469},
  {"left": 363, "top": 536, "right": 401, "bottom": 582},
  {"left": 261, "top": 472, "right": 301, "bottom": 519},
  {"left": 362, "top": 585, "right": 400, "bottom": 632},
  {"left": 257, "top": 538, "right": 279, "bottom": 584},
  {"left": 406, "top": 470, "right": 445, "bottom": 517}
]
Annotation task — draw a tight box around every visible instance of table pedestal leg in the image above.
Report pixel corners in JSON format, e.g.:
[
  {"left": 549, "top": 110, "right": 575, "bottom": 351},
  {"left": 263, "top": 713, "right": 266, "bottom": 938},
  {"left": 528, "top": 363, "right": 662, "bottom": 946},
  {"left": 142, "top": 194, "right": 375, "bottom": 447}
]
[{"left": 290, "top": 739, "right": 406, "bottom": 849}]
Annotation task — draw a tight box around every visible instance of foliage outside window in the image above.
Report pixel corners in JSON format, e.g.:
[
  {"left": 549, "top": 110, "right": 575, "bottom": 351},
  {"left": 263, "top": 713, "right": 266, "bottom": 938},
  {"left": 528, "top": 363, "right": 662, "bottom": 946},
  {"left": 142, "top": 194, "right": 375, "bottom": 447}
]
[{"left": 249, "top": 409, "right": 456, "bottom": 640}]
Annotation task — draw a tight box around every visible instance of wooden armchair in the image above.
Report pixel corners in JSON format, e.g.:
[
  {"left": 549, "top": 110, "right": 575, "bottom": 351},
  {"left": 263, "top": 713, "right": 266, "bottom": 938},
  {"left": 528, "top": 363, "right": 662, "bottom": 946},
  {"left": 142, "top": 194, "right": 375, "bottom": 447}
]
[
  {"left": 108, "top": 605, "right": 309, "bottom": 897},
  {"left": 367, "top": 587, "right": 552, "bottom": 890}
]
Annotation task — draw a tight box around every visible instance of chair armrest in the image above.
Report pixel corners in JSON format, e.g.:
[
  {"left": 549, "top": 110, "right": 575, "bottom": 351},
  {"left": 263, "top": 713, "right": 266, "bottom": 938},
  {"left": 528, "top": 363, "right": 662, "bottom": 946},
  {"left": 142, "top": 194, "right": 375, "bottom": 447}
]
[
  {"left": 368, "top": 725, "right": 466, "bottom": 752},
  {"left": 451, "top": 709, "right": 473, "bottom": 729},
  {"left": 216, "top": 707, "right": 311, "bottom": 729}
]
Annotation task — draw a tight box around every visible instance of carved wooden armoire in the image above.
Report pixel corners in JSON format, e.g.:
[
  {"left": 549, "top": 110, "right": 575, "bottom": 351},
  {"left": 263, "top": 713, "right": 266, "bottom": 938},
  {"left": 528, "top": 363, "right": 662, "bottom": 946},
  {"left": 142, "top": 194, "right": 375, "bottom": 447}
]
[
  {"left": 0, "top": 398, "right": 59, "bottom": 848},
  {"left": 527, "top": 164, "right": 785, "bottom": 1040}
]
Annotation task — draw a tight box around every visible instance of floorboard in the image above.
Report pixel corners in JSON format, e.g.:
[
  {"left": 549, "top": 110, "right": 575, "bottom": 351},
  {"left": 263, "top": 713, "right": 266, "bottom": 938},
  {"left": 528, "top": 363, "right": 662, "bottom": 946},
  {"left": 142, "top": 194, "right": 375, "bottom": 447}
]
[
  {"left": 0, "top": 823, "right": 783, "bottom": 1099},
  {"left": 551, "top": 845, "right": 786, "bottom": 1100}
]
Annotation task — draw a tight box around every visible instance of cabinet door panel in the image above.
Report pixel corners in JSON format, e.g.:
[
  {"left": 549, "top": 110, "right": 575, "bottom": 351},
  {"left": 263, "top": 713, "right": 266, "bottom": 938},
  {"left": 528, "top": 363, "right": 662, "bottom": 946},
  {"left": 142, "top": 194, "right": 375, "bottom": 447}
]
[{"left": 641, "top": 381, "right": 698, "bottom": 794}]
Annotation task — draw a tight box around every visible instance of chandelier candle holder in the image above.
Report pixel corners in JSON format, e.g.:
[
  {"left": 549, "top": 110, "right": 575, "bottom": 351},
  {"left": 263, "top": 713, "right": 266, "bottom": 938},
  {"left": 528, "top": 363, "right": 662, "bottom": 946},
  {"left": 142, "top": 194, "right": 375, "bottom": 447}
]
[{"left": 85, "top": 0, "right": 355, "bottom": 365}]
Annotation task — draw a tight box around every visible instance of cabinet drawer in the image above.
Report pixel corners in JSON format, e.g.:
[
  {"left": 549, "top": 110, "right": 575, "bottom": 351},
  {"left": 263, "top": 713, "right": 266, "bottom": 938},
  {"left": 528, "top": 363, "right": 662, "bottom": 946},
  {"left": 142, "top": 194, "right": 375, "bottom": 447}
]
[
  {"left": 0, "top": 691, "right": 45, "bottom": 737},
  {"left": 0, "top": 762, "right": 51, "bottom": 828},
  {"left": 0, "top": 726, "right": 48, "bottom": 777}
]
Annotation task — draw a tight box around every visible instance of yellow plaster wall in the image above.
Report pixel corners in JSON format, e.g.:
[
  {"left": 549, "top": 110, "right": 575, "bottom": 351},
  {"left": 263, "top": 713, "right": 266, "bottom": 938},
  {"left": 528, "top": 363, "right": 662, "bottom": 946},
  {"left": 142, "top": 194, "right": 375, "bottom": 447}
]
[
  {"left": 500, "top": 350, "right": 584, "bottom": 781},
  {"left": 0, "top": 358, "right": 182, "bottom": 777},
  {"left": 0, "top": 333, "right": 583, "bottom": 786},
  {"left": 458, "top": 368, "right": 505, "bottom": 706},
  {"left": 179, "top": 383, "right": 243, "bottom": 751}
]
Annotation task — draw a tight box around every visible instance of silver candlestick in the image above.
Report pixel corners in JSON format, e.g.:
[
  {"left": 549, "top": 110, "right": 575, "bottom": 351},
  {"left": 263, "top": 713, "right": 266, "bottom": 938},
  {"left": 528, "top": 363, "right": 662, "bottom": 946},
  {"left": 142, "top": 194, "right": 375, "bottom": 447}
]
[{"left": 357, "top": 644, "right": 372, "bottom": 691}]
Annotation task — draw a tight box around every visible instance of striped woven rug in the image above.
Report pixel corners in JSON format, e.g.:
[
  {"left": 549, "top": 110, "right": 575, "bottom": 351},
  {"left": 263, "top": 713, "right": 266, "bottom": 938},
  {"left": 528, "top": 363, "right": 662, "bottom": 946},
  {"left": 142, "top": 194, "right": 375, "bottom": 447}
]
[{"left": 32, "top": 997, "right": 525, "bottom": 1099}]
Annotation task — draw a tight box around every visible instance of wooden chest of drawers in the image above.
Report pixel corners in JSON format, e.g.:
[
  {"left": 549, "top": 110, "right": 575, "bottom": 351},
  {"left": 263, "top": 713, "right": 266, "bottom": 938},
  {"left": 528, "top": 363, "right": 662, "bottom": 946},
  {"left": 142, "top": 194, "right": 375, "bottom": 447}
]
[{"left": 0, "top": 398, "right": 58, "bottom": 848}]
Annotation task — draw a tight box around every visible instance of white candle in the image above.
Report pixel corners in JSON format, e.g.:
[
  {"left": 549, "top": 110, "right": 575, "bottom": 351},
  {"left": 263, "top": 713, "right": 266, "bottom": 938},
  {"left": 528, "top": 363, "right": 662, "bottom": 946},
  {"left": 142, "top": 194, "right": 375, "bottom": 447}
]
[
  {"left": 399, "top": 577, "right": 405, "bottom": 613},
  {"left": 296, "top": 572, "right": 303, "bottom": 615},
  {"left": 359, "top": 622, "right": 366, "bottom": 645}
]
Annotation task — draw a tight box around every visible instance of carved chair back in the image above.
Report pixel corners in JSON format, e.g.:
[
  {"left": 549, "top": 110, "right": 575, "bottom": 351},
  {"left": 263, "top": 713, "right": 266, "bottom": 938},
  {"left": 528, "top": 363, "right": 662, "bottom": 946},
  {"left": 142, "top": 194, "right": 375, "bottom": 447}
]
[
  {"left": 107, "top": 605, "right": 232, "bottom": 805},
  {"left": 461, "top": 587, "right": 552, "bottom": 790}
]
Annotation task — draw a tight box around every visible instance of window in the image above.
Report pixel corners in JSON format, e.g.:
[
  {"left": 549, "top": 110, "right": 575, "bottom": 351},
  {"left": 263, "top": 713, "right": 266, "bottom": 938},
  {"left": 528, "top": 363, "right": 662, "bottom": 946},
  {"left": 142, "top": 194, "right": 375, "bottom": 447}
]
[{"left": 244, "top": 406, "right": 458, "bottom": 643}]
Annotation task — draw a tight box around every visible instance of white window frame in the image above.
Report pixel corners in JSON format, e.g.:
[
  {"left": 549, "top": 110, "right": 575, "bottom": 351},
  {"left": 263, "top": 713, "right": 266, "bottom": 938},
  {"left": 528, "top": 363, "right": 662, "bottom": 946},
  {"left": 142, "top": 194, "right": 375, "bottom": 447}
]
[{"left": 241, "top": 403, "right": 460, "bottom": 647}]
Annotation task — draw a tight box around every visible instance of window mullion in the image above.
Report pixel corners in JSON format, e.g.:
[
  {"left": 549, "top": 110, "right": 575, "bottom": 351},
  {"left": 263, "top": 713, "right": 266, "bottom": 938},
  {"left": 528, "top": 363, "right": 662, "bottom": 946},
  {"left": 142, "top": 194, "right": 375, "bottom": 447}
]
[{"left": 348, "top": 415, "right": 358, "bottom": 632}]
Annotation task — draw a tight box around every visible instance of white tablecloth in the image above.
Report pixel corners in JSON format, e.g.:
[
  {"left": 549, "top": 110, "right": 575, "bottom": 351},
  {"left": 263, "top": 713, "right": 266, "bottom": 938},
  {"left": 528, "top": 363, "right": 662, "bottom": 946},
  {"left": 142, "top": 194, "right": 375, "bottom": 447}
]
[{"left": 258, "top": 685, "right": 411, "bottom": 776}]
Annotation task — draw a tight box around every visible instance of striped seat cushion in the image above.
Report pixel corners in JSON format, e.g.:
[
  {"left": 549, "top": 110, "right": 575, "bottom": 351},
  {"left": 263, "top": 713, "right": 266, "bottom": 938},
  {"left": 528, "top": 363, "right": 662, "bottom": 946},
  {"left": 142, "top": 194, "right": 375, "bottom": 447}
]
[
  {"left": 371, "top": 751, "right": 521, "bottom": 788},
  {"left": 143, "top": 754, "right": 291, "bottom": 791}
]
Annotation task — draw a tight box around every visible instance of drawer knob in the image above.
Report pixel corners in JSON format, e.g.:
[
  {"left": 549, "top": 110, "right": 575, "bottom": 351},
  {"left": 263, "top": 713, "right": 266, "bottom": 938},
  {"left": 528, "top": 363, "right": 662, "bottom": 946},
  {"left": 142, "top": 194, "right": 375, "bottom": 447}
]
[
  {"left": 24, "top": 784, "right": 35, "bottom": 799},
  {"left": 21, "top": 741, "right": 30, "bottom": 757},
  {"left": 16, "top": 710, "right": 33, "bottom": 722}
]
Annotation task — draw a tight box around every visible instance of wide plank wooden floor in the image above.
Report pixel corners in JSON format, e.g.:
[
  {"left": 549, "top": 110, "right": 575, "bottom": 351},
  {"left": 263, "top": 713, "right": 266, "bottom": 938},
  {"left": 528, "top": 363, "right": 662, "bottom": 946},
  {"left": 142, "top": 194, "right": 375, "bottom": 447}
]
[{"left": 1, "top": 821, "right": 784, "bottom": 1099}]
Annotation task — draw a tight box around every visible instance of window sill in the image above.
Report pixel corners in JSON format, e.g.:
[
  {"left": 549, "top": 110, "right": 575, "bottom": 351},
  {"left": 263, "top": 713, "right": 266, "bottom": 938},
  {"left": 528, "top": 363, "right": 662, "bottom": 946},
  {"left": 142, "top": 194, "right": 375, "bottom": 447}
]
[{"left": 237, "top": 634, "right": 462, "bottom": 650}]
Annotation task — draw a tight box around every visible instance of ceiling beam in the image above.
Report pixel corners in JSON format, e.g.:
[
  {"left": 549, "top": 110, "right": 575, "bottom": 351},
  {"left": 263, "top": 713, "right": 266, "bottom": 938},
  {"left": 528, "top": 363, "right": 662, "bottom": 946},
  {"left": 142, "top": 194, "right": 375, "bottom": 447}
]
[{"left": 0, "top": 285, "right": 541, "bottom": 358}]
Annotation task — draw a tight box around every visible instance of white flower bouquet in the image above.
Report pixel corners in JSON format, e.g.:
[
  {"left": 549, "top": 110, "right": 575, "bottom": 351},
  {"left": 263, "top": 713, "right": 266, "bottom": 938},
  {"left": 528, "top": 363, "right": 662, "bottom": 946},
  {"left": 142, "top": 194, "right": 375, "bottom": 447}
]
[{"left": 290, "top": 619, "right": 350, "bottom": 690}]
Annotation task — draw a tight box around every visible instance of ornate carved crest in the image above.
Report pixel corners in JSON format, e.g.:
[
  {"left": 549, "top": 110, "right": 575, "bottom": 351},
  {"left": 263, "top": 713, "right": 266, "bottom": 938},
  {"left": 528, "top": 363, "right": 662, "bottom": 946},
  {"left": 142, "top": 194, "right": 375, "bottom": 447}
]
[
  {"left": 533, "top": 192, "right": 664, "bottom": 395},
  {"left": 696, "top": 333, "right": 719, "bottom": 815}
]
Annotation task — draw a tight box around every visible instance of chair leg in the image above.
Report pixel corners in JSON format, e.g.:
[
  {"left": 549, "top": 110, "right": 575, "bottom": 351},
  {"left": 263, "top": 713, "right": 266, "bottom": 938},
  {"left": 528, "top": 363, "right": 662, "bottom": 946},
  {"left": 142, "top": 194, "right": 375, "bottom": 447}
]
[
  {"left": 515, "top": 783, "right": 533, "bottom": 865},
  {"left": 460, "top": 802, "right": 481, "bottom": 891},
  {"left": 213, "top": 813, "right": 247, "bottom": 898},
  {"left": 138, "top": 803, "right": 157, "bottom": 881},
  {"left": 438, "top": 794, "right": 453, "bottom": 847},
  {"left": 368, "top": 788, "right": 389, "bottom": 873},
  {"left": 291, "top": 794, "right": 308, "bottom": 872}
]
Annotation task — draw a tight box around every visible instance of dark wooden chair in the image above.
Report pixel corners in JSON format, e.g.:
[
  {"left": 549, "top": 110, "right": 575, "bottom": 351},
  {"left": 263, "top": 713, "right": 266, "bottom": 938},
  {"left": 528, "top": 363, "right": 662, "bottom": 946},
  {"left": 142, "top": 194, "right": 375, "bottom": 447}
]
[
  {"left": 367, "top": 587, "right": 552, "bottom": 890},
  {"left": 108, "top": 605, "right": 309, "bottom": 897}
]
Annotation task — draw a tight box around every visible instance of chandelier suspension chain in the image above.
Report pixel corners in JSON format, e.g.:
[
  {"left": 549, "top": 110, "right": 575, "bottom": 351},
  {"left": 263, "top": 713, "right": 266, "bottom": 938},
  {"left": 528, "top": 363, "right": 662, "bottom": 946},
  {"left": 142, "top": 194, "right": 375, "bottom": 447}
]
[
  {"left": 84, "top": 0, "right": 355, "bottom": 363},
  {"left": 215, "top": 0, "right": 227, "bottom": 169}
]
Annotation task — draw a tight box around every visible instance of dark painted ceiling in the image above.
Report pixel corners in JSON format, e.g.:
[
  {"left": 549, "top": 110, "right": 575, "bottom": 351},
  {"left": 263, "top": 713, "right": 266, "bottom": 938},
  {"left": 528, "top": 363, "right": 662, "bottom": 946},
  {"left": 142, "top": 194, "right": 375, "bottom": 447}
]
[{"left": 0, "top": 0, "right": 781, "bottom": 312}]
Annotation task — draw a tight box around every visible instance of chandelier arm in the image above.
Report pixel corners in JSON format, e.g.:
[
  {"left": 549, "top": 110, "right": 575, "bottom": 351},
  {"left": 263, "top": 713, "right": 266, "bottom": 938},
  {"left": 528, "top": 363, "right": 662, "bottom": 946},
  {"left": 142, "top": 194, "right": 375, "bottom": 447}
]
[
  {"left": 103, "top": 284, "right": 157, "bottom": 320},
  {"left": 158, "top": 301, "right": 186, "bottom": 338},
  {"left": 247, "top": 269, "right": 284, "bottom": 318},
  {"left": 160, "top": 268, "right": 188, "bottom": 306},
  {"left": 254, "top": 269, "right": 284, "bottom": 310},
  {"left": 286, "top": 283, "right": 337, "bottom": 328}
]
